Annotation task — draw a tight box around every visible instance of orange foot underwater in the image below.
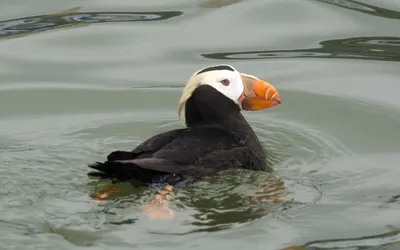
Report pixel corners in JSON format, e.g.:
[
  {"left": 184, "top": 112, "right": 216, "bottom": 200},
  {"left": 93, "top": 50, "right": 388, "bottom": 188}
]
[
  {"left": 91, "top": 184, "right": 175, "bottom": 220},
  {"left": 91, "top": 185, "right": 120, "bottom": 203},
  {"left": 140, "top": 185, "right": 175, "bottom": 220}
]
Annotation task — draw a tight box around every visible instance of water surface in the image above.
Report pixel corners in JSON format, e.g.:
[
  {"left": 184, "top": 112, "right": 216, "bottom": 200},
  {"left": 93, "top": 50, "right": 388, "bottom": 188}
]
[{"left": 1, "top": 0, "right": 400, "bottom": 249}]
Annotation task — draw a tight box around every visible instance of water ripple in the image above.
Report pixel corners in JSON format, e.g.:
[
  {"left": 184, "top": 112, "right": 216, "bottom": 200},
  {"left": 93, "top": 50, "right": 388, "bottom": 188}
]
[
  {"left": 284, "top": 228, "right": 400, "bottom": 250},
  {"left": 202, "top": 37, "right": 400, "bottom": 62},
  {"left": 0, "top": 7, "right": 182, "bottom": 40},
  {"left": 316, "top": 0, "right": 400, "bottom": 20},
  {"left": 252, "top": 119, "right": 350, "bottom": 168}
]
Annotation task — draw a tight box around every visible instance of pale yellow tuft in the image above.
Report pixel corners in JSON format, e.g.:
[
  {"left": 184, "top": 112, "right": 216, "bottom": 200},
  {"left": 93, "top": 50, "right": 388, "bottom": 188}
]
[{"left": 177, "top": 72, "right": 203, "bottom": 126}]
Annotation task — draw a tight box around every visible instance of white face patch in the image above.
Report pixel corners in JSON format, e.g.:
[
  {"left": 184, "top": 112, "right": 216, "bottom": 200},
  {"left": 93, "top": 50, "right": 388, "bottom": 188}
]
[{"left": 198, "top": 69, "right": 244, "bottom": 105}]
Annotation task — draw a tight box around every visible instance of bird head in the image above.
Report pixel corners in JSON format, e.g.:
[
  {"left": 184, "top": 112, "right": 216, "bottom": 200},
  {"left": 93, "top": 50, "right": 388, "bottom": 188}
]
[{"left": 178, "top": 64, "right": 281, "bottom": 123}]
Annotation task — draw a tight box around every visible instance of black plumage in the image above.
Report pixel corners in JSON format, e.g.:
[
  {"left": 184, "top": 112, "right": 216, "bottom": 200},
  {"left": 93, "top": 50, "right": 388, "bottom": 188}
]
[
  {"left": 88, "top": 85, "right": 266, "bottom": 187},
  {"left": 196, "top": 65, "right": 235, "bottom": 75}
]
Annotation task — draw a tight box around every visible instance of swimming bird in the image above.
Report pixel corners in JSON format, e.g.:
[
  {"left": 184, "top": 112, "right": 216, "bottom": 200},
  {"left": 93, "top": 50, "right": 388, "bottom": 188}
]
[{"left": 88, "top": 64, "right": 281, "bottom": 190}]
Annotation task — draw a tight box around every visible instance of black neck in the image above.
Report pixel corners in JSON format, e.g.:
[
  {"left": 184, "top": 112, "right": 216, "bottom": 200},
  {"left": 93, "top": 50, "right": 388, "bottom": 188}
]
[
  {"left": 184, "top": 85, "right": 264, "bottom": 155},
  {"left": 185, "top": 85, "right": 239, "bottom": 127}
]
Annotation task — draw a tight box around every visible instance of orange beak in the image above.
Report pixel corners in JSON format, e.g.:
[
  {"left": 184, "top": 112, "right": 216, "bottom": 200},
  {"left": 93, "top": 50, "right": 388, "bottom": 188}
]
[{"left": 240, "top": 74, "right": 281, "bottom": 111}]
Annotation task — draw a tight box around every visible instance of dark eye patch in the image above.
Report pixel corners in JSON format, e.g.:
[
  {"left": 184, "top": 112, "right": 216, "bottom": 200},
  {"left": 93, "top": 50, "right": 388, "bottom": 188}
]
[{"left": 196, "top": 65, "right": 235, "bottom": 75}]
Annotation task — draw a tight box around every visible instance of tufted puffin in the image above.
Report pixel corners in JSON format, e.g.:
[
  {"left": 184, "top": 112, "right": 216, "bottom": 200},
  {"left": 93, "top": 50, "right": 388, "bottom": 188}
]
[{"left": 88, "top": 64, "right": 281, "bottom": 191}]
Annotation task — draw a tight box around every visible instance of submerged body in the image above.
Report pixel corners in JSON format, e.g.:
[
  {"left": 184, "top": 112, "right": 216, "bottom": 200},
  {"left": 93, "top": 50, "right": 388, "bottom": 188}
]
[{"left": 88, "top": 65, "right": 280, "bottom": 187}]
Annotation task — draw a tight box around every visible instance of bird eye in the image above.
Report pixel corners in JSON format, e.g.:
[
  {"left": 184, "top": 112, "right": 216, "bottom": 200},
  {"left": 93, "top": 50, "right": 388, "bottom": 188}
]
[{"left": 220, "top": 79, "right": 230, "bottom": 86}]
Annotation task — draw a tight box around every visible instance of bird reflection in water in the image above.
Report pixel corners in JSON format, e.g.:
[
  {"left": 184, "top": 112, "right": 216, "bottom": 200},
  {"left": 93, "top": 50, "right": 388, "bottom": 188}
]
[{"left": 90, "top": 171, "right": 291, "bottom": 223}]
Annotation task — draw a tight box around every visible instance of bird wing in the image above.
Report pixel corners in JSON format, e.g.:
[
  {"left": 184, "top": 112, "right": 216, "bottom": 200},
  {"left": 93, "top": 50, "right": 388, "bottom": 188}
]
[
  {"left": 105, "top": 129, "right": 184, "bottom": 161},
  {"left": 107, "top": 125, "right": 243, "bottom": 164},
  {"left": 127, "top": 146, "right": 263, "bottom": 174},
  {"left": 149, "top": 125, "right": 243, "bottom": 165},
  {"left": 88, "top": 126, "right": 246, "bottom": 182}
]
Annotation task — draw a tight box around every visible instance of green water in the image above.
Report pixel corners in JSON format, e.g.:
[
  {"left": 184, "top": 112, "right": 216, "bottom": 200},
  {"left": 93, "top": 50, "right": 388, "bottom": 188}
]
[{"left": 1, "top": 0, "right": 400, "bottom": 249}]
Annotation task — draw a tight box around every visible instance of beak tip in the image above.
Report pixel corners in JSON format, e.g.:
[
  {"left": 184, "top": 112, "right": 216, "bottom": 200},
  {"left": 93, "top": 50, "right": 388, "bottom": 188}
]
[{"left": 271, "top": 97, "right": 281, "bottom": 105}]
